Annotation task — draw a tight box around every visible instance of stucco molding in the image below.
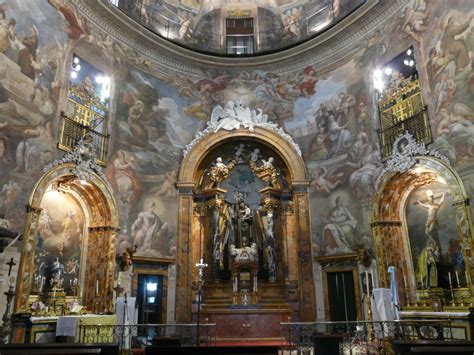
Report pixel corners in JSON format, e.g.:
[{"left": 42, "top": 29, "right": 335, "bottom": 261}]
[
  {"left": 375, "top": 132, "right": 450, "bottom": 188},
  {"left": 183, "top": 101, "right": 302, "bottom": 158}
]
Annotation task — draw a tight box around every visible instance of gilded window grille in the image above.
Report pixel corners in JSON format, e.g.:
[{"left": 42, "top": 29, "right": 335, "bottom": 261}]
[
  {"left": 377, "top": 76, "right": 432, "bottom": 159},
  {"left": 58, "top": 83, "right": 110, "bottom": 166}
]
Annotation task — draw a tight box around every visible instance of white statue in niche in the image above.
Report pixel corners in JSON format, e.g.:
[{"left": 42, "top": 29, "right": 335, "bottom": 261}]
[
  {"left": 234, "top": 144, "right": 245, "bottom": 163},
  {"left": 249, "top": 148, "right": 260, "bottom": 162}
]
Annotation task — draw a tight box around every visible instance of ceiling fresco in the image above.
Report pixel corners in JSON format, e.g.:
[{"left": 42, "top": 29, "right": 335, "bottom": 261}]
[{"left": 112, "top": 0, "right": 366, "bottom": 55}]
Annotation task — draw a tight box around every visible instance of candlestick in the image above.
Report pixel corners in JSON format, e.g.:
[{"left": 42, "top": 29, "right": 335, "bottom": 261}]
[
  {"left": 448, "top": 272, "right": 452, "bottom": 287},
  {"left": 96, "top": 280, "right": 99, "bottom": 295},
  {"left": 365, "top": 271, "right": 370, "bottom": 295},
  {"left": 403, "top": 273, "right": 410, "bottom": 306},
  {"left": 455, "top": 271, "right": 460, "bottom": 288},
  {"left": 371, "top": 271, "right": 375, "bottom": 290}
]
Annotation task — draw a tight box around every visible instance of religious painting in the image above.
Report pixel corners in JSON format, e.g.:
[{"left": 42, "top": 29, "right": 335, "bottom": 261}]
[
  {"left": 257, "top": 7, "right": 284, "bottom": 52},
  {"left": 32, "top": 189, "right": 85, "bottom": 297},
  {"left": 312, "top": 188, "right": 370, "bottom": 257},
  {"left": 0, "top": 0, "right": 68, "bottom": 229},
  {"left": 111, "top": 65, "right": 202, "bottom": 260},
  {"left": 406, "top": 181, "right": 464, "bottom": 289},
  {"left": 392, "top": 0, "right": 474, "bottom": 168},
  {"left": 129, "top": 0, "right": 198, "bottom": 43}
]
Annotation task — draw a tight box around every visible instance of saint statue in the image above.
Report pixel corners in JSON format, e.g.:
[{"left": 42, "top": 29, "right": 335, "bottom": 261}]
[
  {"left": 416, "top": 240, "right": 440, "bottom": 288},
  {"left": 231, "top": 198, "right": 254, "bottom": 248}
]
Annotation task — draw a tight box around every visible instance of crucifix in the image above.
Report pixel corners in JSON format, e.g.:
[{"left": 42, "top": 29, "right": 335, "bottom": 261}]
[
  {"left": 195, "top": 258, "right": 208, "bottom": 346},
  {"left": 6, "top": 258, "right": 15, "bottom": 277},
  {"left": 415, "top": 190, "right": 447, "bottom": 238}
]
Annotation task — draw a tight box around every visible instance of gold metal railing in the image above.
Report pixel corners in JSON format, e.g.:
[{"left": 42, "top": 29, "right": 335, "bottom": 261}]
[
  {"left": 378, "top": 107, "right": 432, "bottom": 158},
  {"left": 377, "top": 76, "right": 432, "bottom": 159},
  {"left": 57, "top": 83, "right": 110, "bottom": 165},
  {"left": 58, "top": 113, "right": 110, "bottom": 166}
]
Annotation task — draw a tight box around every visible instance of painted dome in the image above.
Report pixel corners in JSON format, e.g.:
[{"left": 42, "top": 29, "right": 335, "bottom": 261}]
[{"left": 111, "top": 0, "right": 365, "bottom": 56}]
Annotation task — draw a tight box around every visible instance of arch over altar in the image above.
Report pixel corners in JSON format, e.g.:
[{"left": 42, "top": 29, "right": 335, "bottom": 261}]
[
  {"left": 372, "top": 133, "right": 474, "bottom": 309},
  {"left": 175, "top": 103, "right": 315, "bottom": 333},
  {"left": 14, "top": 136, "right": 120, "bottom": 315}
]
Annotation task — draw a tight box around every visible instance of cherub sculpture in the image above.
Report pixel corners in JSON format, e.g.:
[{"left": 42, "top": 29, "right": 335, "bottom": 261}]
[
  {"left": 207, "top": 157, "right": 236, "bottom": 188},
  {"left": 249, "top": 156, "right": 280, "bottom": 189}
]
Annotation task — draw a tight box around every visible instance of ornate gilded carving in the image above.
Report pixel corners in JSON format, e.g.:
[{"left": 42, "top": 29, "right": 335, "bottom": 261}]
[
  {"left": 249, "top": 157, "right": 281, "bottom": 190},
  {"left": 206, "top": 157, "right": 237, "bottom": 189}
]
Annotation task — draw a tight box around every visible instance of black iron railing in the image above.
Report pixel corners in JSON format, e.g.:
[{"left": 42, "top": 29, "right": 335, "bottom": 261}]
[{"left": 281, "top": 319, "right": 464, "bottom": 354}]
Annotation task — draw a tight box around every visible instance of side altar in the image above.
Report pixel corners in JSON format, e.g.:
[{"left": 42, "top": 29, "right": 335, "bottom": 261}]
[
  {"left": 373, "top": 132, "right": 474, "bottom": 339},
  {"left": 176, "top": 102, "right": 315, "bottom": 339}
]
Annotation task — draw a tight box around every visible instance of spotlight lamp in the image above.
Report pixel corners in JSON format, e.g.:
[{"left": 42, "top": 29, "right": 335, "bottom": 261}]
[{"left": 71, "top": 55, "right": 81, "bottom": 73}]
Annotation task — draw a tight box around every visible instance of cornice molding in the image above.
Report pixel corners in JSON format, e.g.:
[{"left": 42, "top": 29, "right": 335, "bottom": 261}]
[{"left": 75, "top": 0, "right": 408, "bottom": 75}]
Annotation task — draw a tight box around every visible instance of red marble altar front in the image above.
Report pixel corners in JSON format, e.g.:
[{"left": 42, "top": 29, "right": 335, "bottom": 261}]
[{"left": 197, "top": 307, "right": 291, "bottom": 339}]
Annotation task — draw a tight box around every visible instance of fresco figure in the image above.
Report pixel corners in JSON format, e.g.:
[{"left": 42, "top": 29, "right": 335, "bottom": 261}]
[
  {"left": 310, "top": 167, "right": 343, "bottom": 194},
  {"left": 441, "top": 15, "right": 473, "bottom": 72},
  {"left": 336, "top": 92, "right": 357, "bottom": 134},
  {"left": 131, "top": 201, "right": 169, "bottom": 256},
  {"left": 14, "top": 122, "right": 54, "bottom": 172},
  {"left": 107, "top": 150, "right": 141, "bottom": 206},
  {"left": 322, "top": 196, "right": 358, "bottom": 255},
  {"left": 127, "top": 100, "right": 149, "bottom": 146},
  {"left": 326, "top": 115, "right": 351, "bottom": 158},
  {"left": 178, "top": 15, "right": 193, "bottom": 41}
]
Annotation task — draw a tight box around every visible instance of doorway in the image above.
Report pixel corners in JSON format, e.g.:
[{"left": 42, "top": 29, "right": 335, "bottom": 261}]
[
  {"left": 137, "top": 274, "right": 163, "bottom": 324},
  {"left": 327, "top": 271, "right": 357, "bottom": 322}
]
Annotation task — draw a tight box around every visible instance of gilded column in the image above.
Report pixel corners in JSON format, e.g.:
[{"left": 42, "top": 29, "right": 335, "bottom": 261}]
[
  {"left": 175, "top": 183, "right": 195, "bottom": 323},
  {"left": 370, "top": 220, "right": 402, "bottom": 289},
  {"left": 453, "top": 199, "right": 473, "bottom": 295},
  {"left": 14, "top": 205, "right": 42, "bottom": 313},
  {"left": 292, "top": 182, "right": 316, "bottom": 321}
]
